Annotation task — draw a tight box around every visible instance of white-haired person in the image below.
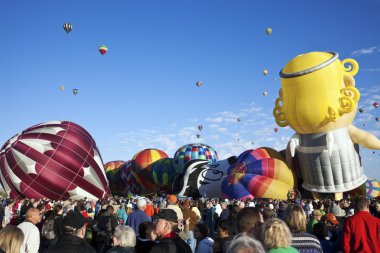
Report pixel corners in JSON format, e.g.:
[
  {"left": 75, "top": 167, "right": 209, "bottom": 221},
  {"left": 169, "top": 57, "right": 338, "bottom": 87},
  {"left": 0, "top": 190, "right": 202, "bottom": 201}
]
[
  {"left": 107, "top": 225, "right": 136, "bottom": 253},
  {"left": 126, "top": 198, "right": 151, "bottom": 235},
  {"left": 227, "top": 234, "right": 265, "bottom": 253},
  {"left": 261, "top": 218, "right": 298, "bottom": 253}
]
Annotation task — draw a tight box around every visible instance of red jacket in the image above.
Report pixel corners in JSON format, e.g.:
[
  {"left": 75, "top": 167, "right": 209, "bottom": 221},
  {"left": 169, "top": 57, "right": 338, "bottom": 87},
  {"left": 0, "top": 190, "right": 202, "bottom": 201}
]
[{"left": 343, "top": 210, "right": 380, "bottom": 253}]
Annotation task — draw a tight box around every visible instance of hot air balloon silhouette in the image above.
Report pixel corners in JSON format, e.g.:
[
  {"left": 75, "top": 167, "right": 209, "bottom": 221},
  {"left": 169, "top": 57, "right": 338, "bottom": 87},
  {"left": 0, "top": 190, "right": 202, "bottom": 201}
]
[
  {"left": 98, "top": 45, "right": 108, "bottom": 55},
  {"left": 63, "top": 23, "right": 73, "bottom": 33},
  {"left": 359, "top": 102, "right": 379, "bottom": 113},
  {"left": 196, "top": 81, "right": 202, "bottom": 87},
  {"left": 72, "top": 89, "right": 79, "bottom": 95}
]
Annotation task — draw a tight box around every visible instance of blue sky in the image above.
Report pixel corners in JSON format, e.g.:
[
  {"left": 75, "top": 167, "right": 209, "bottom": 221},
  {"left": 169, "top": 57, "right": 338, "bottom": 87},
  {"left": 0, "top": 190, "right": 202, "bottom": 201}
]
[{"left": 1, "top": 0, "right": 380, "bottom": 180}]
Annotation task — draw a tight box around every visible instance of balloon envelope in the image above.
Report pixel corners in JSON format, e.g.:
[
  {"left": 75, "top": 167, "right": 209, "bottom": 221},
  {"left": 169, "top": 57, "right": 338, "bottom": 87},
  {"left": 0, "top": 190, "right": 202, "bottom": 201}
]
[
  {"left": 98, "top": 45, "right": 108, "bottom": 55},
  {"left": 222, "top": 148, "right": 294, "bottom": 200},
  {"left": 174, "top": 143, "right": 218, "bottom": 172},
  {"left": 104, "top": 161, "right": 125, "bottom": 196},
  {"left": 63, "top": 23, "right": 72, "bottom": 33},
  {"left": 0, "top": 121, "right": 109, "bottom": 200}
]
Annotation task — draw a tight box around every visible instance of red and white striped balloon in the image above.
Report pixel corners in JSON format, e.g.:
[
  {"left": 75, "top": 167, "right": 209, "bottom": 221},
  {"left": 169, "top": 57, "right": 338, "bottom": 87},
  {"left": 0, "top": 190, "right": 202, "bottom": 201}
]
[{"left": 0, "top": 121, "right": 110, "bottom": 200}]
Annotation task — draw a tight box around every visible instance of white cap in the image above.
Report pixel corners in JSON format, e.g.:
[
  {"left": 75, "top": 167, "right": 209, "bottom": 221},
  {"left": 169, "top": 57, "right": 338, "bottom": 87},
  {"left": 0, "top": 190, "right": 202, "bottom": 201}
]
[
  {"left": 137, "top": 198, "right": 147, "bottom": 208},
  {"left": 127, "top": 203, "right": 133, "bottom": 208},
  {"left": 268, "top": 203, "right": 274, "bottom": 209}
]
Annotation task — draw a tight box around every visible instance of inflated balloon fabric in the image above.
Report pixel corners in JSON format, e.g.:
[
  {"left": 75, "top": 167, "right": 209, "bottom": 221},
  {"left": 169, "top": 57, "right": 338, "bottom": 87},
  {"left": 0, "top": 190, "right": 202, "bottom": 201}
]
[{"left": 0, "top": 121, "right": 109, "bottom": 200}]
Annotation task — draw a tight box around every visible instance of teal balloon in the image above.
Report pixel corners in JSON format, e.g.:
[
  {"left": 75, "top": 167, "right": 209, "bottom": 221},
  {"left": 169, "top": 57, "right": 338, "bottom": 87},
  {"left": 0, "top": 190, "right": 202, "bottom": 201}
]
[{"left": 150, "top": 158, "right": 176, "bottom": 192}]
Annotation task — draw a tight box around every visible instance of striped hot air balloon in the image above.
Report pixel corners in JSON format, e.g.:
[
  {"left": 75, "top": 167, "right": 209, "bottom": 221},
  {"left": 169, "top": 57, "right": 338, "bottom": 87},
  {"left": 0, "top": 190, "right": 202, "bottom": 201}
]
[
  {"left": 63, "top": 23, "right": 73, "bottom": 33},
  {"left": 0, "top": 121, "right": 109, "bottom": 200},
  {"left": 98, "top": 45, "right": 108, "bottom": 55},
  {"left": 104, "top": 160, "right": 125, "bottom": 196},
  {"left": 131, "top": 148, "right": 168, "bottom": 193},
  {"left": 222, "top": 147, "right": 295, "bottom": 200}
]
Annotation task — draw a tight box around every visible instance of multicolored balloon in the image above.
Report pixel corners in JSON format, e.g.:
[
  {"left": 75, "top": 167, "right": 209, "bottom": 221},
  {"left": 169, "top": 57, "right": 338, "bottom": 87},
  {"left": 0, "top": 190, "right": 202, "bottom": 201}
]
[
  {"left": 196, "top": 81, "right": 202, "bottom": 87},
  {"left": 132, "top": 148, "right": 168, "bottom": 193},
  {"left": 120, "top": 160, "right": 142, "bottom": 195},
  {"left": 151, "top": 158, "right": 176, "bottom": 193},
  {"left": 72, "top": 89, "right": 79, "bottom": 95},
  {"left": 104, "top": 160, "right": 125, "bottom": 196},
  {"left": 263, "top": 69, "right": 268, "bottom": 75},
  {"left": 63, "top": 23, "right": 73, "bottom": 34},
  {"left": 0, "top": 121, "right": 109, "bottom": 200},
  {"left": 359, "top": 102, "right": 379, "bottom": 113},
  {"left": 263, "top": 91, "right": 268, "bottom": 96},
  {"left": 98, "top": 45, "right": 108, "bottom": 55},
  {"left": 174, "top": 143, "right": 218, "bottom": 172},
  {"left": 222, "top": 148, "right": 294, "bottom": 200},
  {"left": 266, "top": 28, "right": 272, "bottom": 35},
  {"left": 348, "top": 178, "right": 380, "bottom": 199}
]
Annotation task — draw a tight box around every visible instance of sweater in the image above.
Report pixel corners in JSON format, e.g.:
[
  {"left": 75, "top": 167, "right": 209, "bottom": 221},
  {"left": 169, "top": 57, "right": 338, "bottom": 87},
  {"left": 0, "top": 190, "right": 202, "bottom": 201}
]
[
  {"left": 291, "top": 232, "right": 323, "bottom": 253},
  {"left": 343, "top": 210, "right": 380, "bottom": 253}
]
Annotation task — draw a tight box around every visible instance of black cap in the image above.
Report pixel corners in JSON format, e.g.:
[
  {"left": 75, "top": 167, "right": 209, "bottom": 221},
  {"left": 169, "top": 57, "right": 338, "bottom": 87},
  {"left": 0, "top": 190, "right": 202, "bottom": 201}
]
[
  {"left": 156, "top": 209, "right": 178, "bottom": 223},
  {"left": 62, "top": 212, "right": 87, "bottom": 229}
]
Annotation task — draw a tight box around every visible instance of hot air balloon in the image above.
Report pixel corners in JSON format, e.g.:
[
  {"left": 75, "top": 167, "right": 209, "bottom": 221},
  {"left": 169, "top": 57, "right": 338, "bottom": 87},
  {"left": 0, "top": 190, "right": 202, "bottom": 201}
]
[
  {"left": 151, "top": 158, "right": 176, "bottom": 192},
  {"left": 266, "top": 28, "right": 272, "bottom": 35},
  {"left": 237, "top": 118, "right": 241, "bottom": 122},
  {"left": 104, "top": 161, "right": 125, "bottom": 196},
  {"left": 348, "top": 179, "right": 380, "bottom": 199},
  {"left": 0, "top": 121, "right": 109, "bottom": 200},
  {"left": 174, "top": 143, "right": 218, "bottom": 173},
  {"left": 198, "top": 125, "right": 203, "bottom": 131},
  {"left": 196, "top": 134, "right": 201, "bottom": 139},
  {"left": 196, "top": 81, "right": 202, "bottom": 87},
  {"left": 263, "top": 91, "right": 268, "bottom": 96},
  {"left": 274, "top": 128, "right": 279, "bottom": 133},
  {"left": 359, "top": 102, "right": 379, "bottom": 113},
  {"left": 63, "top": 23, "right": 73, "bottom": 33},
  {"left": 120, "top": 160, "right": 142, "bottom": 194},
  {"left": 132, "top": 148, "right": 169, "bottom": 193},
  {"left": 263, "top": 70, "right": 268, "bottom": 75},
  {"left": 72, "top": 89, "right": 79, "bottom": 95},
  {"left": 221, "top": 148, "right": 294, "bottom": 200},
  {"left": 376, "top": 117, "right": 379, "bottom": 122},
  {"left": 98, "top": 45, "right": 108, "bottom": 55},
  {"left": 59, "top": 85, "right": 64, "bottom": 91}
]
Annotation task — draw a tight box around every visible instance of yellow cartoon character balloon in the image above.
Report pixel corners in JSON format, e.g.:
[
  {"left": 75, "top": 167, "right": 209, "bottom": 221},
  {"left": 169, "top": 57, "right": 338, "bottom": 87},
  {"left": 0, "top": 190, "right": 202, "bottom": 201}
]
[{"left": 273, "top": 51, "right": 380, "bottom": 194}]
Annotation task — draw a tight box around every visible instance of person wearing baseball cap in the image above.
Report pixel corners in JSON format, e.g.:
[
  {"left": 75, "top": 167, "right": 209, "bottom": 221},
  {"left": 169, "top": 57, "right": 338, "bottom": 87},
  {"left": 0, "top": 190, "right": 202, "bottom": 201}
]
[
  {"left": 325, "top": 213, "right": 339, "bottom": 226},
  {"left": 46, "top": 211, "right": 95, "bottom": 253},
  {"left": 150, "top": 209, "right": 192, "bottom": 253}
]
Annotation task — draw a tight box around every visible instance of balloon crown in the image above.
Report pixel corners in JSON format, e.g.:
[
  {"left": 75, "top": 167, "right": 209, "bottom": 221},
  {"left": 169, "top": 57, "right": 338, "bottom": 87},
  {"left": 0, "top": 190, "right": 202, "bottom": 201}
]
[{"left": 279, "top": 52, "right": 338, "bottom": 78}]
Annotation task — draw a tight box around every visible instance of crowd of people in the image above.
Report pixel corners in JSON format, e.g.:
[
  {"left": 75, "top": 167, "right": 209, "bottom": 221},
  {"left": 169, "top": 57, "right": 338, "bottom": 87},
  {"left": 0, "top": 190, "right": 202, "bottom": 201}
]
[{"left": 1, "top": 194, "right": 380, "bottom": 253}]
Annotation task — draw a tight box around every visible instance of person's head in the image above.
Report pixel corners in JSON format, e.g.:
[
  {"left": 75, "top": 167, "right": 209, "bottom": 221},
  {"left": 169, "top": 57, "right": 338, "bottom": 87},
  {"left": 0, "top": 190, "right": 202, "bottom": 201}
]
[
  {"left": 182, "top": 199, "right": 191, "bottom": 209},
  {"left": 261, "top": 218, "right": 292, "bottom": 250},
  {"left": 217, "top": 220, "right": 231, "bottom": 239},
  {"left": 168, "top": 195, "right": 177, "bottom": 205},
  {"left": 77, "top": 203, "right": 86, "bottom": 212},
  {"left": 112, "top": 225, "right": 136, "bottom": 248},
  {"left": 0, "top": 225, "right": 25, "bottom": 253},
  {"left": 312, "top": 210, "right": 322, "bottom": 221},
  {"left": 62, "top": 212, "right": 88, "bottom": 239},
  {"left": 283, "top": 205, "right": 307, "bottom": 233},
  {"left": 53, "top": 204, "right": 63, "bottom": 216},
  {"left": 227, "top": 234, "right": 265, "bottom": 253},
  {"left": 262, "top": 208, "right": 276, "bottom": 221},
  {"left": 25, "top": 208, "right": 42, "bottom": 225},
  {"left": 355, "top": 196, "right": 369, "bottom": 211},
  {"left": 137, "top": 199, "right": 147, "bottom": 211},
  {"left": 154, "top": 209, "right": 178, "bottom": 237},
  {"left": 221, "top": 201, "right": 228, "bottom": 209},
  {"left": 236, "top": 207, "right": 263, "bottom": 234},
  {"left": 324, "top": 213, "right": 339, "bottom": 226},
  {"left": 193, "top": 223, "right": 209, "bottom": 240},
  {"left": 105, "top": 205, "right": 114, "bottom": 214}
]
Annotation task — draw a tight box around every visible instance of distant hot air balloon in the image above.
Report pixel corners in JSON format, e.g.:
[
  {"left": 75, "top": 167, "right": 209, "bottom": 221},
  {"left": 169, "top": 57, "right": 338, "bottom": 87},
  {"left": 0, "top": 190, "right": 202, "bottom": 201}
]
[
  {"left": 263, "top": 70, "right": 268, "bottom": 75},
  {"left": 263, "top": 91, "right": 268, "bottom": 96},
  {"left": 359, "top": 102, "right": 379, "bottom": 113},
  {"left": 266, "top": 28, "right": 272, "bottom": 35},
  {"left": 274, "top": 128, "right": 279, "bottom": 133},
  {"left": 273, "top": 78, "right": 277, "bottom": 82},
  {"left": 376, "top": 117, "right": 379, "bottom": 122},
  {"left": 237, "top": 118, "right": 241, "bottom": 122},
  {"left": 196, "top": 134, "right": 201, "bottom": 139},
  {"left": 59, "top": 85, "right": 64, "bottom": 91},
  {"left": 251, "top": 141, "right": 255, "bottom": 145},
  {"left": 98, "top": 45, "right": 108, "bottom": 55},
  {"left": 196, "top": 81, "right": 202, "bottom": 87},
  {"left": 198, "top": 125, "right": 203, "bottom": 131},
  {"left": 72, "top": 89, "right": 79, "bottom": 95},
  {"left": 63, "top": 23, "right": 73, "bottom": 33}
]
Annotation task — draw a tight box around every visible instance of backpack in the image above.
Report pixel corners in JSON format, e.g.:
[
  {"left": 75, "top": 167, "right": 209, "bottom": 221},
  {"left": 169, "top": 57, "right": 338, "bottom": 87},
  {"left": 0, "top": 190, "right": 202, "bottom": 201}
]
[{"left": 42, "top": 218, "right": 55, "bottom": 240}]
